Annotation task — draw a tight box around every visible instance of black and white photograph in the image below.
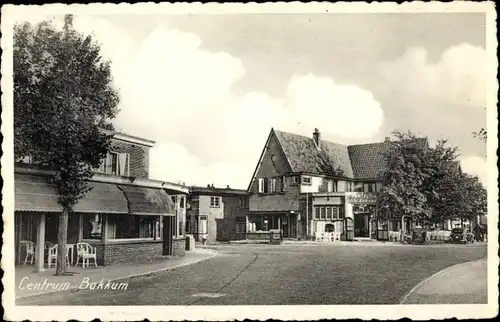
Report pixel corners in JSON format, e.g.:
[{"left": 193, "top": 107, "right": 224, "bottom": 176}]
[{"left": 1, "top": 2, "right": 498, "bottom": 321}]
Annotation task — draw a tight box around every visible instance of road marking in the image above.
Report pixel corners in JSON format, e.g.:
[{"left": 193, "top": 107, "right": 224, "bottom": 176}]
[
  {"left": 399, "top": 259, "right": 487, "bottom": 304},
  {"left": 191, "top": 293, "right": 226, "bottom": 298}
]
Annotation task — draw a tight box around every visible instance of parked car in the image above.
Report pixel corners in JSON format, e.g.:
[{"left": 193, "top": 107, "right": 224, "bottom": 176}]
[{"left": 449, "top": 228, "right": 475, "bottom": 244}]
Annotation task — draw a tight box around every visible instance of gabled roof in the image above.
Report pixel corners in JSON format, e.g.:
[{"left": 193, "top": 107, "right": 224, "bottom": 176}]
[
  {"left": 271, "top": 129, "right": 428, "bottom": 180},
  {"left": 274, "top": 130, "right": 353, "bottom": 178}
]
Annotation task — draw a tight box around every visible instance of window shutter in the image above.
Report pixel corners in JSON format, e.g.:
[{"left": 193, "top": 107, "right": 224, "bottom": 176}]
[
  {"left": 258, "top": 178, "right": 264, "bottom": 193},
  {"left": 282, "top": 177, "right": 286, "bottom": 192}
]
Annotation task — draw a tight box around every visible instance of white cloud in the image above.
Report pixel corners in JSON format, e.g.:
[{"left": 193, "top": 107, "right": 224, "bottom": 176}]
[
  {"left": 59, "top": 16, "right": 384, "bottom": 188},
  {"left": 375, "top": 44, "right": 487, "bottom": 157},
  {"left": 460, "top": 155, "right": 487, "bottom": 185}
]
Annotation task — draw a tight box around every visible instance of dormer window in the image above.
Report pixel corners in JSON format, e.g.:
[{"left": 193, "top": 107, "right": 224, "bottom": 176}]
[
  {"left": 96, "top": 152, "right": 130, "bottom": 176},
  {"left": 301, "top": 176, "right": 312, "bottom": 185}
]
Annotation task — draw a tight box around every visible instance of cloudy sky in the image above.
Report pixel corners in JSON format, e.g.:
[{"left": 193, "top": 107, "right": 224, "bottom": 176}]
[{"left": 19, "top": 12, "right": 487, "bottom": 188}]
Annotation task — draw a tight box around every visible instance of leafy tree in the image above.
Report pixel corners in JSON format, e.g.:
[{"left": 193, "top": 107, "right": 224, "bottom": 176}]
[
  {"left": 377, "top": 131, "right": 431, "bottom": 224},
  {"left": 420, "top": 139, "right": 461, "bottom": 225},
  {"left": 14, "top": 15, "right": 119, "bottom": 275}
]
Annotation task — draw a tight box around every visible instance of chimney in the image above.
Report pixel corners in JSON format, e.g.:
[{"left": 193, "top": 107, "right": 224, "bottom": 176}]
[
  {"left": 207, "top": 184, "right": 211, "bottom": 188},
  {"left": 226, "top": 185, "right": 230, "bottom": 189},
  {"left": 313, "top": 128, "right": 321, "bottom": 148},
  {"left": 384, "top": 137, "right": 391, "bottom": 142}
]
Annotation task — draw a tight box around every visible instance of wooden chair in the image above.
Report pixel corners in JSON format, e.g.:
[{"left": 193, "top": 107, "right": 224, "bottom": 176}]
[
  {"left": 21, "top": 241, "right": 36, "bottom": 265},
  {"left": 47, "top": 245, "right": 70, "bottom": 268},
  {"left": 76, "top": 242, "right": 98, "bottom": 268}
]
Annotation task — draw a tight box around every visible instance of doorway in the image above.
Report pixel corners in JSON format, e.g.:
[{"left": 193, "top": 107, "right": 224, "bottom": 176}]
[
  {"left": 354, "top": 213, "right": 369, "bottom": 237},
  {"left": 162, "top": 216, "right": 174, "bottom": 255}
]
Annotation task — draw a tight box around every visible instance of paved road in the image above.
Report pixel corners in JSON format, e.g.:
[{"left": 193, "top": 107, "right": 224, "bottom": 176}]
[{"left": 17, "top": 243, "right": 487, "bottom": 305}]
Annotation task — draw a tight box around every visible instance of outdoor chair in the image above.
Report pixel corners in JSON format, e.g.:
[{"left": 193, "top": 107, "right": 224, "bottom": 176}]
[
  {"left": 332, "top": 232, "right": 341, "bottom": 242},
  {"left": 315, "top": 232, "right": 322, "bottom": 242},
  {"left": 21, "top": 241, "right": 36, "bottom": 265},
  {"left": 47, "top": 244, "right": 70, "bottom": 268},
  {"left": 76, "top": 242, "right": 98, "bottom": 268}
]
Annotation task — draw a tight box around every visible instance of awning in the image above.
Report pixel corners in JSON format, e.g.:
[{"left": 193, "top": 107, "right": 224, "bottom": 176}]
[
  {"left": 15, "top": 173, "right": 63, "bottom": 212},
  {"left": 73, "top": 182, "right": 129, "bottom": 213},
  {"left": 117, "top": 185, "right": 175, "bottom": 216}
]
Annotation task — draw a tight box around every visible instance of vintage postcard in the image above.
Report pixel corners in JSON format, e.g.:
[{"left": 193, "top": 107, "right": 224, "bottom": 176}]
[{"left": 1, "top": 2, "right": 498, "bottom": 321}]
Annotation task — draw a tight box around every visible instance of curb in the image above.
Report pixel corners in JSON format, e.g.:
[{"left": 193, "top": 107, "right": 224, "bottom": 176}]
[
  {"left": 15, "top": 249, "right": 218, "bottom": 300},
  {"left": 399, "top": 258, "right": 487, "bottom": 304}
]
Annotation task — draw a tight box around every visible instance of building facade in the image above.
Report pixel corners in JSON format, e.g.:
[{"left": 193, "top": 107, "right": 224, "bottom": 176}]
[
  {"left": 15, "top": 132, "right": 189, "bottom": 270},
  {"left": 246, "top": 128, "right": 429, "bottom": 241},
  {"left": 187, "top": 185, "right": 249, "bottom": 242}
]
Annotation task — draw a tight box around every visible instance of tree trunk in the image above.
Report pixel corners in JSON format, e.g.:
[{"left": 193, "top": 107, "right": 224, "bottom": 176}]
[{"left": 56, "top": 206, "right": 69, "bottom": 276}]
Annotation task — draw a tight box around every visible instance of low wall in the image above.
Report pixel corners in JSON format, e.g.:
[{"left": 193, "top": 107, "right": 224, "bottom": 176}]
[
  {"left": 246, "top": 231, "right": 271, "bottom": 240},
  {"left": 102, "top": 240, "right": 163, "bottom": 266}
]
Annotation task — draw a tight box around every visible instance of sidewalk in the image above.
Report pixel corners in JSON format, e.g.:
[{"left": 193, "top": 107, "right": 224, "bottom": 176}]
[
  {"left": 15, "top": 248, "right": 217, "bottom": 299},
  {"left": 400, "top": 258, "right": 487, "bottom": 304}
]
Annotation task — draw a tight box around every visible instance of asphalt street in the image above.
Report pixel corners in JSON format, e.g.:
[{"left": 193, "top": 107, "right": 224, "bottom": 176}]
[{"left": 17, "top": 243, "right": 487, "bottom": 305}]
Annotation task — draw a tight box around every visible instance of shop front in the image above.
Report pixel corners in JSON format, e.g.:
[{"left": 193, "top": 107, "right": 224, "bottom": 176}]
[
  {"left": 246, "top": 211, "right": 299, "bottom": 240},
  {"left": 15, "top": 170, "right": 182, "bottom": 271},
  {"left": 345, "top": 192, "right": 377, "bottom": 240}
]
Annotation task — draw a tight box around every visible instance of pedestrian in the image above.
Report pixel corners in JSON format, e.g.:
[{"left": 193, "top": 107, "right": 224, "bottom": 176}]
[{"left": 201, "top": 233, "right": 208, "bottom": 246}]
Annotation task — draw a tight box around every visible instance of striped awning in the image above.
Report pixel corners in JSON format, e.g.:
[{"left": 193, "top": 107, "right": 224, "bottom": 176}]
[
  {"left": 15, "top": 173, "right": 63, "bottom": 212},
  {"left": 73, "top": 182, "right": 129, "bottom": 213},
  {"left": 117, "top": 185, "right": 175, "bottom": 216}
]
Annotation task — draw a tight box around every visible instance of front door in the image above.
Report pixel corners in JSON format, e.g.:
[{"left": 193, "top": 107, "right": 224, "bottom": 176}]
[
  {"left": 354, "top": 213, "right": 369, "bottom": 237},
  {"left": 162, "top": 216, "right": 174, "bottom": 255}
]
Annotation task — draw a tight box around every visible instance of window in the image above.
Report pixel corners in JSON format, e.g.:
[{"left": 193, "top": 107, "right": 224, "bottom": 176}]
[
  {"left": 240, "top": 196, "right": 248, "bottom": 208},
  {"left": 263, "top": 178, "right": 269, "bottom": 193},
  {"left": 179, "top": 196, "right": 185, "bottom": 208},
  {"left": 270, "top": 178, "right": 277, "bottom": 193},
  {"left": 339, "top": 206, "right": 345, "bottom": 219},
  {"left": 364, "top": 183, "right": 376, "bottom": 193},
  {"left": 302, "top": 176, "right": 312, "bottom": 185},
  {"left": 332, "top": 207, "right": 340, "bottom": 219},
  {"left": 186, "top": 216, "right": 191, "bottom": 233},
  {"left": 326, "top": 207, "right": 332, "bottom": 219},
  {"left": 320, "top": 207, "right": 326, "bottom": 219},
  {"left": 292, "top": 176, "right": 300, "bottom": 185},
  {"left": 236, "top": 217, "right": 247, "bottom": 234},
  {"left": 353, "top": 182, "right": 364, "bottom": 192},
  {"left": 315, "top": 207, "right": 320, "bottom": 219},
  {"left": 82, "top": 214, "right": 102, "bottom": 239},
  {"left": 107, "top": 215, "right": 157, "bottom": 239},
  {"left": 96, "top": 152, "right": 130, "bottom": 176},
  {"left": 327, "top": 180, "right": 338, "bottom": 192},
  {"left": 210, "top": 196, "right": 221, "bottom": 207}
]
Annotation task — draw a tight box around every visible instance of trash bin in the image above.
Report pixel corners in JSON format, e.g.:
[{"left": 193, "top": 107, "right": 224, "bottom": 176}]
[{"left": 269, "top": 229, "right": 282, "bottom": 245}]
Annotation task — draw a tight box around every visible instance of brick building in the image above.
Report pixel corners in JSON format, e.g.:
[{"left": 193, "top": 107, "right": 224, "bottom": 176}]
[
  {"left": 246, "top": 128, "right": 430, "bottom": 241},
  {"left": 15, "top": 132, "right": 189, "bottom": 270},
  {"left": 187, "top": 185, "right": 249, "bottom": 242}
]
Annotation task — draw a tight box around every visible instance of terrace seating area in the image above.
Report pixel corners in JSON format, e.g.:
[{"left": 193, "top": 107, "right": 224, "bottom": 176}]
[{"left": 315, "top": 232, "right": 342, "bottom": 242}]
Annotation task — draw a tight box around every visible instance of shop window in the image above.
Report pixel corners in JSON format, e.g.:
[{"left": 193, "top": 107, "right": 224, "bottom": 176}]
[
  {"left": 315, "top": 207, "right": 320, "bottom": 219},
  {"left": 326, "top": 207, "right": 332, "bottom": 219},
  {"left": 320, "top": 207, "right": 326, "bottom": 219},
  {"left": 82, "top": 214, "right": 102, "bottom": 239},
  {"left": 339, "top": 206, "right": 345, "bottom": 219},
  {"left": 332, "top": 207, "right": 340, "bottom": 219},
  {"left": 107, "top": 215, "right": 157, "bottom": 239},
  {"left": 210, "top": 196, "right": 221, "bottom": 207}
]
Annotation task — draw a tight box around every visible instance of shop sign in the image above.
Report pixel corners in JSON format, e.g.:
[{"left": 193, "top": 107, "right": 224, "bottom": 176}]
[{"left": 347, "top": 192, "right": 377, "bottom": 205}]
